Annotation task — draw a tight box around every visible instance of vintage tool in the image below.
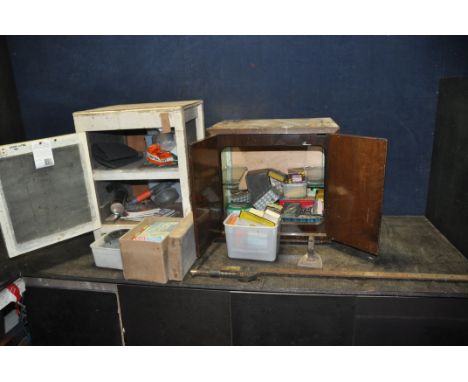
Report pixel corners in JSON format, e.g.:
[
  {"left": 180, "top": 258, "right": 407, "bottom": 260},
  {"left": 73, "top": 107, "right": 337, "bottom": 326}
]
[
  {"left": 106, "top": 186, "right": 129, "bottom": 222},
  {"left": 128, "top": 188, "right": 154, "bottom": 205},
  {"left": 190, "top": 266, "right": 468, "bottom": 283},
  {"left": 123, "top": 199, "right": 176, "bottom": 221},
  {"left": 151, "top": 186, "right": 179, "bottom": 207},
  {"left": 190, "top": 268, "right": 258, "bottom": 282},
  {"left": 297, "top": 235, "right": 323, "bottom": 269},
  {"left": 127, "top": 182, "right": 173, "bottom": 205}
]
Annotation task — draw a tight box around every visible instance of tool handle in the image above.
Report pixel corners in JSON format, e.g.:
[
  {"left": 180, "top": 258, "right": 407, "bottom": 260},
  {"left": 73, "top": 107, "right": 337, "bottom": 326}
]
[
  {"left": 134, "top": 189, "right": 153, "bottom": 203},
  {"left": 190, "top": 269, "right": 257, "bottom": 282},
  {"left": 128, "top": 183, "right": 173, "bottom": 205}
]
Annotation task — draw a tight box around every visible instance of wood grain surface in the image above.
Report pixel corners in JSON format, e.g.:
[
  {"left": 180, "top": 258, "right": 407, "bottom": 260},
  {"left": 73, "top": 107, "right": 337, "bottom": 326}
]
[
  {"left": 326, "top": 134, "right": 387, "bottom": 254},
  {"left": 208, "top": 118, "right": 339, "bottom": 135}
]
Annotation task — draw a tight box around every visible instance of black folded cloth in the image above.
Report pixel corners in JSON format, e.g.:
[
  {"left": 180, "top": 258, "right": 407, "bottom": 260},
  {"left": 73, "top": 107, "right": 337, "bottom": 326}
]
[{"left": 92, "top": 142, "right": 140, "bottom": 168}]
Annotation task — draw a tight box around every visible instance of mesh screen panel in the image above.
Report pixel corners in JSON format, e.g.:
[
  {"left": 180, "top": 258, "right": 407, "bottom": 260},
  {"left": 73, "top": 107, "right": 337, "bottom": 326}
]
[{"left": 0, "top": 145, "right": 92, "bottom": 244}]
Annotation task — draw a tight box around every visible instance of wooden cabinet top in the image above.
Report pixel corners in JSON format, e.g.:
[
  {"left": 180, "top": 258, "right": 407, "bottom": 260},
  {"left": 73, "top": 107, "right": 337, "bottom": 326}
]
[
  {"left": 73, "top": 100, "right": 203, "bottom": 116},
  {"left": 208, "top": 118, "right": 339, "bottom": 136}
]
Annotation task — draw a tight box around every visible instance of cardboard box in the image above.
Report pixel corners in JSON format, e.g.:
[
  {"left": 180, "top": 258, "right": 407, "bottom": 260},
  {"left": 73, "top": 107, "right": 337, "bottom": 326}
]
[{"left": 119, "top": 213, "right": 196, "bottom": 283}]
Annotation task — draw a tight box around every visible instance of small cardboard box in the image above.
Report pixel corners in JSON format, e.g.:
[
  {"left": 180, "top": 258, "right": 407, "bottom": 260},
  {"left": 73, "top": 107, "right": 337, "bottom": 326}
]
[{"left": 119, "top": 213, "right": 196, "bottom": 283}]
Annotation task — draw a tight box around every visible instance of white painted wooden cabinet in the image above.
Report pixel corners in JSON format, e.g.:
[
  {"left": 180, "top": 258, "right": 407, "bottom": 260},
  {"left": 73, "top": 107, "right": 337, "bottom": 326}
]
[{"left": 0, "top": 100, "right": 205, "bottom": 257}]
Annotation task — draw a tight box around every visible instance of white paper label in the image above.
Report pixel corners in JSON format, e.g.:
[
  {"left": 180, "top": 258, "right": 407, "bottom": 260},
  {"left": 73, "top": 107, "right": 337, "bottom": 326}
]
[{"left": 32, "top": 140, "right": 55, "bottom": 169}]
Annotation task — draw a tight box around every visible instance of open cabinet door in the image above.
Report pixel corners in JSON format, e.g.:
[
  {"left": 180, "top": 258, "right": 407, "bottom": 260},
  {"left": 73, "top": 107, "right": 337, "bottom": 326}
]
[
  {"left": 0, "top": 134, "right": 100, "bottom": 258},
  {"left": 326, "top": 134, "right": 387, "bottom": 254},
  {"left": 189, "top": 136, "right": 223, "bottom": 257}
]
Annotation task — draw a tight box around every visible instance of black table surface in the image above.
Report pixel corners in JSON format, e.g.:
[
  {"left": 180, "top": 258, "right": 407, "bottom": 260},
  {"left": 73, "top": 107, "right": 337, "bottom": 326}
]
[{"left": 4, "top": 216, "right": 468, "bottom": 298}]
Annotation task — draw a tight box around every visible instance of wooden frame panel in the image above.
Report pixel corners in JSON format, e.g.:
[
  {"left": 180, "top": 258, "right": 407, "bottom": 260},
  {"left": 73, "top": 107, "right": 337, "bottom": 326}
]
[
  {"left": 73, "top": 101, "right": 202, "bottom": 132},
  {"left": 326, "top": 134, "right": 387, "bottom": 254},
  {"left": 426, "top": 78, "right": 468, "bottom": 257},
  {"left": 0, "top": 134, "right": 100, "bottom": 258},
  {"left": 189, "top": 135, "right": 223, "bottom": 256}
]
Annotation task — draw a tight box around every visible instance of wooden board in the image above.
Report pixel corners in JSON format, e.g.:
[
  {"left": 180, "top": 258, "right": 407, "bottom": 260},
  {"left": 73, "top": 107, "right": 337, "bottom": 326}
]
[
  {"left": 426, "top": 78, "right": 468, "bottom": 257},
  {"left": 73, "top": 101, "right": 202, "bottom": 132},
  {"left": 192, "top": 267, "right": 468, "bottom": 283},
  {"left": 189, "top": 136, "right": 223, "bottom": 257},
  {"left": 326, "top": 134, "right": 387, "bottom": 254},
  {"left": 74, "top": 100, "right": 203, "bottom": 115},
  {"left": 167, "top": 212, "right": 197, "bottom": 281},
  {"left": 208, "top": 118, "right": 340, "bottom": 136}
]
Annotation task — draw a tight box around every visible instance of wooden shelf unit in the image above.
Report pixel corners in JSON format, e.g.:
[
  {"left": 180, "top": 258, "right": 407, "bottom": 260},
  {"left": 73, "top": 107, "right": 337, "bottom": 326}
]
[{"left": 73, "top": 100, "right": 206, "bottom": 220}]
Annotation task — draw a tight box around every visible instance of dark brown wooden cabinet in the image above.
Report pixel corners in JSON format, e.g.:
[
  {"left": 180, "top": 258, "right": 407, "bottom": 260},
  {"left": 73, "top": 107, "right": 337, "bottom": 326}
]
[{"left": 189, "top": 119, "right": 387, "bottom": 256}]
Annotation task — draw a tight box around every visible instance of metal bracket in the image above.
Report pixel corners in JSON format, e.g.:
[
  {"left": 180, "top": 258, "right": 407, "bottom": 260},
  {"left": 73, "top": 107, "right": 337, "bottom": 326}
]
[{"left": 297, "top": 235, "right": 323, "bottom": 269}]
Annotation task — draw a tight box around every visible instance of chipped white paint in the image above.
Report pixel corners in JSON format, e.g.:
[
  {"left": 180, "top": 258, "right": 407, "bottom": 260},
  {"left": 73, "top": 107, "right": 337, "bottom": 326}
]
[
  {"left": 76, "top": 100, "right": 205, "bottom": 225},
  {"left": 73, "top": 100, "right": 202, "bottom": 132},
  {"left": 0, "top": 134, "right": 100, "bottom": 258}
]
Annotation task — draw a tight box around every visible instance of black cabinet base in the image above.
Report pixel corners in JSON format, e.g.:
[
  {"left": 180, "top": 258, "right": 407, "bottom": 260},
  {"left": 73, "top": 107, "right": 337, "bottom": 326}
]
[
  {"left": 24, "top": 287, "right": 122, "bottom": 345},
  {"left": 23, "top": 283, "right": 468, "bottom": 346},
  {"left": 118, "top": 285, "right": 231, "bottom": 345},
  {"left": 231, "top": 293, "right": 355, "bottom": 345}
]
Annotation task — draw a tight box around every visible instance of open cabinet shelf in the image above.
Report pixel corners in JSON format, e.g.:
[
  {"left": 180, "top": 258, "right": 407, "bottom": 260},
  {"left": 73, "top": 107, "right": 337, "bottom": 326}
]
[
  {"left": 92, "top": 159, "right": 180, "bottom": 181},
  {"left": 75, "top": 100, "right": 206, "bottom": 229}
]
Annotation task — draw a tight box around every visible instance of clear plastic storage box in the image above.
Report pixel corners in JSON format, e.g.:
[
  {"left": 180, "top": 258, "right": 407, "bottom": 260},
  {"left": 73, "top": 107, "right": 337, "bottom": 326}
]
[
  {"left": 90, "top": 230, "right": 128, "bottom": 270},
  {"left": 223, "top": 213, "right": 280, "bottom": 262},
  {"left": 283, "top": 182, "right": 307, "bottom": 199}
]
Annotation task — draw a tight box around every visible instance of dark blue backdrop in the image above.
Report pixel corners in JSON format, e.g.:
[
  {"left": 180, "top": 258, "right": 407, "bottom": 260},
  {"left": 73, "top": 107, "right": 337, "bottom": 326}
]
[{"left": 6, "top": 36, "right": 468, "bottom": 215}]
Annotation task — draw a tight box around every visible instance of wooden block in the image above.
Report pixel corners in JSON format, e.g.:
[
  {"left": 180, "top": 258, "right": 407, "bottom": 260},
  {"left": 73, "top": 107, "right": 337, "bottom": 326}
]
[
  {"left": 126, "top": 134, "right": 147, "bottom": 152},
  {"left": 208, "top": 118, "right": 340, "bottom": 136},
  {"left": 160, "top": 113, "right": 171, "bottom": 134}
]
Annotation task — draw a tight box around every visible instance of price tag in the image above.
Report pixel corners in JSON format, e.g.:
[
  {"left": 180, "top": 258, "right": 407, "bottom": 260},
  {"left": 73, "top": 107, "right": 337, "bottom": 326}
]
[{"left": 32, "top": 140, "right": 55, "bottom": 169}]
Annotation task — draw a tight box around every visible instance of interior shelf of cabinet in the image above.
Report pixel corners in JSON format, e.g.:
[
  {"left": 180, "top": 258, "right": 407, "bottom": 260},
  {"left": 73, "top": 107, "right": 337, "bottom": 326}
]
[{"left": 92, "top": 158, "right": 180, "bottom": 181}]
